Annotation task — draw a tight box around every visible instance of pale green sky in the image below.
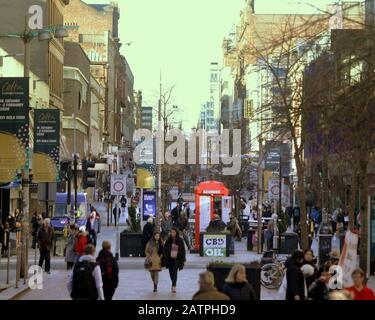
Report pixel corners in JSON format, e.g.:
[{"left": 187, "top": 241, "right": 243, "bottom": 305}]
[{"left": 84, "top": 0, "right": 358, "bottom": 130}]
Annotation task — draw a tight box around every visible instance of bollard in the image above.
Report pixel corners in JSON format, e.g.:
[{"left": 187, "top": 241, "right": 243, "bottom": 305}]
[{"left": 6, "top": 241, "right": 11, "bottom": 285}]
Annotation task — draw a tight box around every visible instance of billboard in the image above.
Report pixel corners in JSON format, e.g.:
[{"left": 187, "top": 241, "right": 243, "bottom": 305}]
[
  {"left": 142, "top": 190, "right": 156, "bottom": 220},
  {"left": 202, "top": 234, "right": 227, "bottom": 257},
  {"left": 32, "top": 109, "right": 60, "bottom": 182},
  {"left": 0, "top": 77, "right": 29, "bottom": 182}
]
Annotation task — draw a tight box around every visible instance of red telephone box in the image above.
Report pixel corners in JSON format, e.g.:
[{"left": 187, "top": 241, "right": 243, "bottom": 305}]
[{"left": 194, "top": 180, "right": 229, "bottom": 251}]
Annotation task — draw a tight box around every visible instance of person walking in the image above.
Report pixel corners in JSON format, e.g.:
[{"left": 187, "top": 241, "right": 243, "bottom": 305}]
[
  {"left": 346, "top": 269, "right": 375, "bottom": 300},
  {"left": 31, "top": 212, "right": 42, "bottom": 249},
  {"left": 176, "top": 211, "right": 191, "bottom": 250},
  {"left": 162, "top": 227, "right": 186, "bottom": 293},
  {"left": 222, "top": 264, "right": 257, "bottom": 300},
  {"left": 192, "top": 271, "right": 229, "bottom": 300},
  {"left": 285, "top": 250, "right": 305, "bottom": 300},
  {"left": 120, "top": 195, "right": 127, "bottom": 217},
  {"left": 264, "top": 215, "right": 275, "bottom": 251},
  {"left": 1, "top": 222, "right": 10, "bottom": 257},
  {"left": 37, "top": 218, "right": 55, "bottom": 274},
  {"left": 86, "top": 212, "right": 97, "bottom": 247},
  {"left": 308, "top": 264, "right": 331, "bottom": 300},
  {"left": 145, "top": 231, "right": 164, "bottom": 292},
  {"left": 161, "top": 212, "right": 173, "bottom": 242},
  {"left": 96, "top": 241, "right": 119, "bottom": 300},
  {"left": 68, "top": 244, "right": 104, "bottom": 301},
  {"left": 75, "top": 227, "right": 88, "bottom": 258},
  {"left": 142, "top": 216, "right": 155, "bottom": 253},
  {"left": 302, "top": 249, "right": 318, "bottom": 289},
  {"left": 227, "top": 213, "right": 242, "bottom": 241},
  {"left": 65, "top": 224, "right": 77, "bottom": 270}
]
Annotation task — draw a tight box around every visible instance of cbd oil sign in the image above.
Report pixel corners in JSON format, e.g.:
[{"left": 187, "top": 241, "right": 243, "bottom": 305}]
[
  {"left": 202, "top": 234, "right": 228, "bottom": 257},
  {"left": 33, "top": 109, "right": 60, "bottom": 182},
  {"left": 0, "top": 78, "right": 29, "bottom": 183}
]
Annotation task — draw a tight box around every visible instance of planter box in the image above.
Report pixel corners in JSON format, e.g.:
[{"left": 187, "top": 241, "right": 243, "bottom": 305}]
[
  {"left": 120, "top": 231, "right": 143, "bottom": 257},
  {"left": 207, "top": 262, "right": 261, "bottom": 300}
]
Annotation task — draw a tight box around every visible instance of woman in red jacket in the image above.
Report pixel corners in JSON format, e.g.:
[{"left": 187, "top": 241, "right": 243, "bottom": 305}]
[{"left": 75, "top": 227, "right": 88, "bottom": 258}]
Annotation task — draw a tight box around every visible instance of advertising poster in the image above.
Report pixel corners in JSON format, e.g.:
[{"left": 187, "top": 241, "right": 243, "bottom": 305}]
[
  {"left": 222, "top": 196, "right": 232, "bottom": 223},
  {"left": 199, "top": 196, "right": 211, "bottom": 232},
  {"left": 268, "top": 179, "right": 280, "bottom": 200},
  {"left": 203, "top": 234, "right": 227, "bottom": 257},
  {"left": 0, "top": 77, "right": 29, "bottom": 182},
  {"left": 33, "top": 109, "right": 60, "bottom": 182},
  {"left": 143, "top": 190, "right": 156, "bottom": 220}
]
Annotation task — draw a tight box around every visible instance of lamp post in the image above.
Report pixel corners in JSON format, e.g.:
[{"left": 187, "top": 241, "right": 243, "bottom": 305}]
[{"left": 0, "top": 17, "right": 74, "bottom": 279}]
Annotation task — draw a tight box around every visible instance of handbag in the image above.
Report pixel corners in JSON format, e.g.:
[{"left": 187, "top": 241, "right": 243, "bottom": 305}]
[{"left": 144, "top": 256, "right": 152, "bottom": 269}]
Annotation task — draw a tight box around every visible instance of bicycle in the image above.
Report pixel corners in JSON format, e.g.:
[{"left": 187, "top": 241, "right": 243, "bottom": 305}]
[{"left": 260, "top": 252, "right": 288, "bottom": 290}]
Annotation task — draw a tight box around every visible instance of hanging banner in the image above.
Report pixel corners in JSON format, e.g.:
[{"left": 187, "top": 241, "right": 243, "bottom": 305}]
[
  {"left": 268, "top": 179, "right": 280, "bottom": 200},
  {"left": 142, "top": 190, "right": 156, "bottom": 220},
  {"left": 222, "top": 196, "right": 232, "bottom": 223},
  {"left": 32, "top": 109, "right": 60, "bottom": 182},
  {"left": 339, "top": 230, "right": 359, "bottom": 288},
  {"left": 0, "top": 77, "right": 29, "bottom": 182},
  {"left": 199, "top": 196, "right": 211, "bottom": 232}
]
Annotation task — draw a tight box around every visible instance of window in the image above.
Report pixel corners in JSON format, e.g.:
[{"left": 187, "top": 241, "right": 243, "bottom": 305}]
[{"left": 342, "top": 55, "right": 364, "bottom": 86}]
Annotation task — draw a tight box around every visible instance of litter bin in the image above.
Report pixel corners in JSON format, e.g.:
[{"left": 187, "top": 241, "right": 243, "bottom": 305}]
[{"left": 279, "top": 230, "right": 299, "bottom": 254}]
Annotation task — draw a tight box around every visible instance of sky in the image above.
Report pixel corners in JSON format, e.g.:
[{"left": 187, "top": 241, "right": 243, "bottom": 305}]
[{"left": 84, "top": 0, "right": 356, "bottom": 130}]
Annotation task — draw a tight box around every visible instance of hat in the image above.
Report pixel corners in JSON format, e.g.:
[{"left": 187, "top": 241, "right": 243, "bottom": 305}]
[
  {"left": 79, "top": 226, "right": 86, "bottom": 232},
  {"left": 329, "top": 250, "right": 340, "bottom": 260},
  {"left": 301, "top": 264, "right": 315, "bottom": 278}
]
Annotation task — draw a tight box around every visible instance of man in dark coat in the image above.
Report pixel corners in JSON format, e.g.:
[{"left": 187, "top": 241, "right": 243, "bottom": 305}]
[
  {"left": 142, "top": 216, "right": 155, "bottom": 254},
  {"left": 206, "top": 213, "right": 226, "bottom": 233},
  {"left": 37, "top": 218, "right": 55, "bottom": 274},
  {"left": 285, "top": 250, "right": 305, "bottom": 300}
]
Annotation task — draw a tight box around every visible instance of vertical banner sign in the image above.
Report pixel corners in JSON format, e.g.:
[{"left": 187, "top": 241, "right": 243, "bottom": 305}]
[
  {"left": 0, "top": 77, "right": 29, "bottom": 182},
  {"left": 199, "top": 196, "right": 211, "bottom": 232},
  {"left": 33, "top": 109, "right": 60, "bottom": 182},
  {"left": 268, "top": 179, "right": 280, "bottom": 200},
  {"left": 339, "top": 230, "right": 359, "bottom": 288},
  {"left": 222, "top": 196, "right": 232, "bottom": 224},
  {"left": 142, "top": 190, "right": 156, "bottom": 220}
]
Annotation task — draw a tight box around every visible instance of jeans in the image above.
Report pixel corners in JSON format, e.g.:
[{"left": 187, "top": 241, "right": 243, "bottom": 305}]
[
  {"left": 168, "top": 259, "right": 179, "bottom": 287},
  {"left": 39, "top": 248, "right": 51, "bottom": 272}
]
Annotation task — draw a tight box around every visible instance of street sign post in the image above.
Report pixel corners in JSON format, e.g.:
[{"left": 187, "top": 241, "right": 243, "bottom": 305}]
[{"left": 111, "top": 174, "right": 127, "bottom": 196}]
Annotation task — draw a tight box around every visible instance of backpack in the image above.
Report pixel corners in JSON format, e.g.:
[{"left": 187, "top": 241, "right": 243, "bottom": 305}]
[
  {"left": 99, "top": 255, "right": 114, "bottom": 279},
  {"left": 71, "top": 260, "right": 98, "bottom": 301}
]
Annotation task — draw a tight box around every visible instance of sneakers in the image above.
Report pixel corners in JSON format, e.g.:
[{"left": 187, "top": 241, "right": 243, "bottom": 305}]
[
  {"left": 171, "top": 286, "right": 176, "bottom": 293},
  {"left": 153, "top": 285, "right": 157, "bottom": 292}
]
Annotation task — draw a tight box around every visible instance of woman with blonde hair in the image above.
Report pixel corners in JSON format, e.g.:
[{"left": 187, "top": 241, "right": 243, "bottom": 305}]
[{"left": 222, "top": 264, "right": 257, "bottom": 300}]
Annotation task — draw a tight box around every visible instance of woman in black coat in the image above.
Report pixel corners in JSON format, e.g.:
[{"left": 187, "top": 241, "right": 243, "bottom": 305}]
[
  {"left": 223, "top": 264, "right": 257, "bottom": 300},
  {"left": 162, "top": 227, "right": 186, "bottom": 293},
  {"left": 286, "top": 250, "right": 305, "bottom": 300}
]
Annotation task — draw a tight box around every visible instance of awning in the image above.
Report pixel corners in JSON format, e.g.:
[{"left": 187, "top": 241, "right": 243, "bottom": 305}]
[{"left": 0, "top": 181, "right": 21, "bottom": 189}]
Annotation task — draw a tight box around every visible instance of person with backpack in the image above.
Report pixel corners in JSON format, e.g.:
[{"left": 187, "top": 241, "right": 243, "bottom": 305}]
[
  {"left": 96, "top": 241, "right": 119, "bottom": 300},
  {"left": 145, "top": 232, "right": 164, "bottom": 292},
  {"left": 67, "top": 244, "right": 104, "bottom": 301},
  {"left": 120, "top": 195, "right": 127, "bottom": 216}
]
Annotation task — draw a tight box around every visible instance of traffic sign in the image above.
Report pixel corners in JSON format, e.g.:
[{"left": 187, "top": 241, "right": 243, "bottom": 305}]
[{"left": 111, "top": 174, "right": 127, "bottom": 196}]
